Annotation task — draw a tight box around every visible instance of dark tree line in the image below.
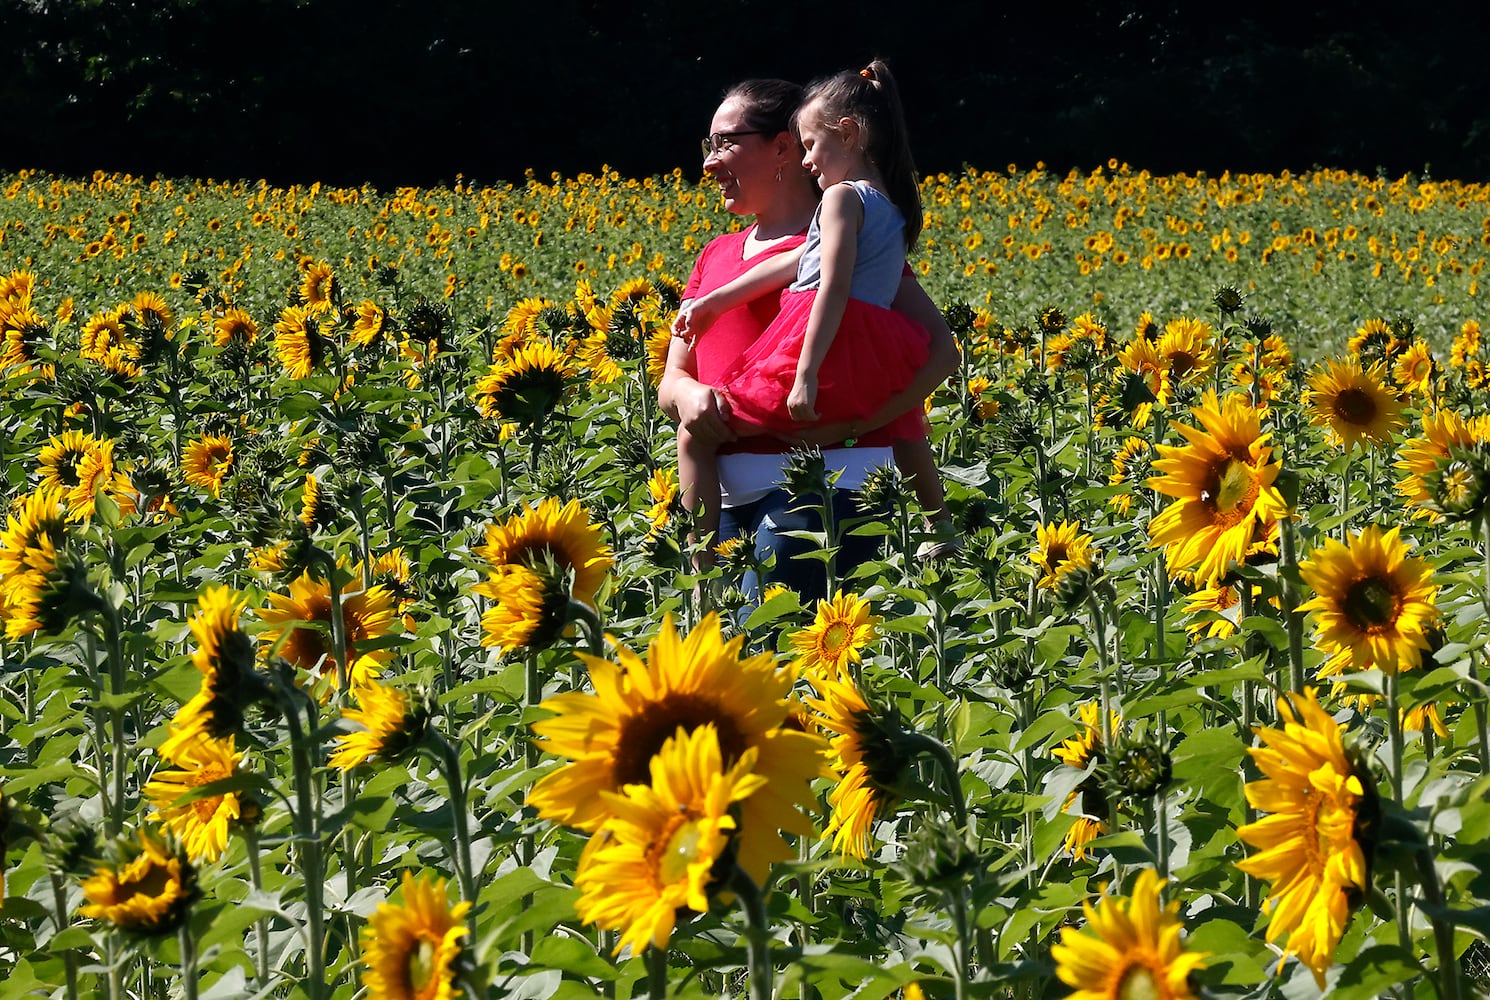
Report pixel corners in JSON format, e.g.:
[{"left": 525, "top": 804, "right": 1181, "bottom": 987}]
[{"left": 4, "top": 0, "right": 1488, "bottom": 187}]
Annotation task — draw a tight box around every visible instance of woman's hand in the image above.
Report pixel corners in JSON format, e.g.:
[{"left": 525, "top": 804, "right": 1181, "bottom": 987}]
[{"left": 673, "top": 379, "right": 737, "bottom": 447}]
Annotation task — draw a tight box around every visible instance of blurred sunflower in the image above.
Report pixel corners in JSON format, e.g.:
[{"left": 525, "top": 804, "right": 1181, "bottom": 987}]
[
  {"left": 213, "top": 309, "right": 259, "bottom": 347},
  {"left": 80, "top": 306, "right": 133, "bottom": 362},
  {"left": 1236, "top": 688, "right": 1374, "bottom": 987},
  {"left": 330, "top": 678, "right": 427, "bottom": 770},
  {"left": 1, "top": 304, "right": 52, "bottom": 374},
  {"left": 476, "top": 497, "right": 612, "bottom": 607},
  {"left": 574, "top": 724, "right": 765, "bottom": 954},
  {"left": 471, "top": 339, "right": 576, "bottom": 425},
  {"left": 1050, "top": 868, "right": 1206, "bottom": 1000},
  {"left": 258, "top": 571, "right": 398, "bottom": 697},
  {"left": 0, "top": 487, "right": 78, "bottom": 640},
  {"left": 1032, "top": 519, "right": 1095, "bottom": 591},
  {"left": 182, "top": 433, "right": 235, "bottom": 497},
  {"left": 59, "top": 435, "right": 133, "bottom": 521},
  {"left": 1147, "top": 391, "right": 1287, "bottom": 586},
  {"left": 789, "top": 590, "right": 880, "bottom": 681},
  {"left": 1305, "top": 356, "right": 1403, "bottom": 451},
  {"left": 37, "top": 429, "right": 100, "bottom": 496},
  {"left": 805, "top": 671, "right": 913, "bottom": 860},
  {"left": 1297, "top": 525, "right": 1438, "bottom": 675},
  {"left": 1347, "top": 316, "right": 1397, "bottom": 362},
  {"left": 274, "top": 305, "right": 327, "bottom": 378},
  {"left": 360, "top": 871, "right": 470, "bottom": 1000},
  {"left": 143, "top": 735, "right": 244, "bottom": 864},
  {"left": 644, "top": 322, "right": 672, "bottom": 387},
  {"left": 79, "top": 830, "right": 196, "bottom": 935},
  {"left": 527, "top": 612, "right": 827, "bottom": 882}
]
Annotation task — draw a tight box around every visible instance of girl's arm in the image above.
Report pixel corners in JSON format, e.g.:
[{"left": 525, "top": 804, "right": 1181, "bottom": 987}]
[
  {"left": 788, "top": 183, "right": 862, "bottom": 421},
  {"left": 673, "top": 247, "right": 803, "bottom": 342}
]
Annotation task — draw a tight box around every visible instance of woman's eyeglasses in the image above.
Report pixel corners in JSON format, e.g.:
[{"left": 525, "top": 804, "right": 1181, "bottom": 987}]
[{"left": 701, "top": 131, "right": 768, "bottom": 157}]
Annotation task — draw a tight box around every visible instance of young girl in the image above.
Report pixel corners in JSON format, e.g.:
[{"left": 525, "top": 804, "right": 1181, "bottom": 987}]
[{"left": 675, "top": 60, "right": 953, "bottom": 559}]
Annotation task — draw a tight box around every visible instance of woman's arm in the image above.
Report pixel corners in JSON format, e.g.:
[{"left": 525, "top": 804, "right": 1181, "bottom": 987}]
[
  {"left": 673, "top": 248, "right": 803, "bottom": 342},
  {"left": 789, "top": 183, "right": 861, "bottom": 421},
  {"left": 657, "top": 321, "right": 736, "bottom": 446}
]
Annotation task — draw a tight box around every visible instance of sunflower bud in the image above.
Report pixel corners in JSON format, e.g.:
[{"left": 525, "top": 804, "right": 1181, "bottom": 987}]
[
  {"left": 893, "top": 821, "right": 983, "bottom": 898},
  {"left": 782, "top": 446, "right": 834, "bottom": 501},
  {"left": 1423, "top": 444, "right": 1490, "bottom": 524},
  {"left": 1213, "top": 285, "right": 1246, "bottom": 316},
  {"left": 1038, "top": 306, "right": 1067, "bottom": 336},
  {"left": 44, "top": 817, "right": 101, "bottom": 877},
  {"left": 942, "top": 300, "right": 977, "bottom": 337},
  {"left": 857, "top": 464, "right": 906, "bottom": 514},
  {"left": 1108, "top": 734, "right": 1173, "bottom": 798}
]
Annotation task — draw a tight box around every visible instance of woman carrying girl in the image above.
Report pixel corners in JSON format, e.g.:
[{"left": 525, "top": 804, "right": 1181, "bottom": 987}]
[{"left": 674, "top": 61, "right": 952, "bottom": 561}]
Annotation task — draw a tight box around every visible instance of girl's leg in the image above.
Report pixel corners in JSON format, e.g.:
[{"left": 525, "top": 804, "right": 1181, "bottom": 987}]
[
  {"left": 677, "top": 425, "right": 721, "bottom": 568},
  {"left": 893, "top": 437, "right": 949, "bottom": 522}
]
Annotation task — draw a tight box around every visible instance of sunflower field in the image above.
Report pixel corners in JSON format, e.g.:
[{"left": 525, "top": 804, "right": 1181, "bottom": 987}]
[{"left": 1, "top": 162, "right": 1490, "bottom": 1000}]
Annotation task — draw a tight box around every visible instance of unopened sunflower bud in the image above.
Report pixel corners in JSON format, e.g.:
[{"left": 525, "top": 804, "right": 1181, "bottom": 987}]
[{"left": 1213, "top": 285, "right": 1245, "bottom": 316}]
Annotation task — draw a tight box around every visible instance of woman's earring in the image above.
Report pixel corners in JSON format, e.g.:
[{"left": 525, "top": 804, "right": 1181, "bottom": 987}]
[{"left": 775, "top": 167, "right": 783, "bottom": 182}]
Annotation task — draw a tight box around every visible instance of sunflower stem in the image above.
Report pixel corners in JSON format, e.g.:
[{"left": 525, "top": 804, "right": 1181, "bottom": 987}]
[
  {"left": 948, "top": 883, "right": 972, "bottom": 1000},
  {"left": 646, "top": 946, "right": 668, "bottom": 1000},
  {"left": 280, "top": 681, "right": 328, "bottom": 1000},
  {"left": 82, "top": 628, "right": 115, "bottom": 834},
  {"left": 100, "top": 601, "right": 129, "bottom": 837},
  {"left": 49, "top": 872, "right": 80, "bottom": 1000},
  {"left": 244, "top": 828, "right": 271, "bottom": 986},
  {"left": 429, "top": 732, "right": 479, "bottom": 908},
  {"left": 1279, "top": 515, "right": 1308, "bottom": 694},
  {"left": 177, "top": 918, "right": 199, "bottom": 1000},
  {"left": 1412, "top": 842, "right": 1463, "bottom": 1000},
  {"left": 522, "top": 649, "right": 541, "bottom": 955},
  {"left": 730, "top": 865, "right": 774, "bottom": 1000},
  {"left": 317, "top": 550, "right": 350, "bottom": 695}
]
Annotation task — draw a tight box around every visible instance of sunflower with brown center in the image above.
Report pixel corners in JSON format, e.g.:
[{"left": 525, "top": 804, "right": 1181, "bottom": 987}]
[
  {"left": 360, "top": 871, "right": 470, "bottom": 1000},
  {"left": 527, "top": 612, "right": 828, "bottom": 882},
  {"left": 1032, "top": 519, "right": 1095, "bottom": 591},
  {"left": 181, "top": 433, "right": 235, "bottom": 497},
  {"left": 144, "top": 734, "right": 244, "bottom": 863},
  {"left": 258, "top": 570, "right": 398, "bottom": 698},
  {"left": 1305, "top": 356, "right": 1404, "bottom": 451},
  {"left": 1146, "top": 391, "right": 1287, "bottom": 587},
  {"left": 1297, "top": 525, "right": 1439, "bottom": 675},
  {"left": 476, "top": 497, "right": 612, "bottom": 607},
  {"left": 789, "top": 590, "right": 880, "bottom": 682},
  {"left": 79, "top": 830, "right": 196, "bottom": 935}
]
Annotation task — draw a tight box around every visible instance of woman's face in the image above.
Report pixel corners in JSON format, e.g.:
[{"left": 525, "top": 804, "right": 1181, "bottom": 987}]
[{"left": 703, "top": 98, "right": 784, "bottom": 217}]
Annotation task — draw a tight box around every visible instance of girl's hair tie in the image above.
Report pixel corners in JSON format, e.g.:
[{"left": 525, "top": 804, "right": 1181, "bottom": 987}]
[{"left": 860, "top": 67, "right": 874, "bottom": 80}]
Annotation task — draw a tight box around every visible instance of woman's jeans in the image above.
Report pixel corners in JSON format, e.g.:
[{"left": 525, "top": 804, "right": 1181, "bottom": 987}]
[{"left": 719, "top": 487, "right": 886, "bottom": 608}]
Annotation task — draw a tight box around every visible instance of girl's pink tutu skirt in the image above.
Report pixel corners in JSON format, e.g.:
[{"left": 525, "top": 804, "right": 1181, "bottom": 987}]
[{"left": 719, "top": 289, "right": 930, "bottom": 441}]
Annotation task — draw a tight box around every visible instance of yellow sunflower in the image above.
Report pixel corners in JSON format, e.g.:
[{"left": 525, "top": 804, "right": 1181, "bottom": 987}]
[
  {"left": 181, "top": 434, "right": 234, "bottom": 497},
  {"left": 1305, "top": 356, "right": 1404, "bottom": 451},
  {"left": 0, "top": 269, "right": 35, "bottom": 307},
  {"left": 526, "top": 612, "right": 828, "bottom": 882},
  {"left": 130, "top": 291, "right": 173, "bottom": 330},
  {"left": 471, "top": 339, "right": 576, "bottom": 425},
  {"left": 161, "top": 586, "right": 260, "bottom": 755},
  {"left": 642, "top": 467, "right": 679, "bottom": 542},
  {"left": 1107, "top": 437, "right": 1150, "bottom": 514},
  {"left": 1392, "top": 341, "right": 1435, "bottom": 398},
  {"left": 645, "top": 322, "right": 671, "bottom": 387},
  {"left": 1051, "top": 868, "right": 1207, "bottom": 1000},
  {"left": 1, "top": 304, "right": 51, "bottom": 374},
  {"left": 475, "top": 497, "right": 612, "bottom": 607},
  {"left": 788, "top": 590, "right": 879, "bottom": 681},
  {"left": 804, "top": 671, "right": 909, "bottom": 860},
  {"left": 330, "top": 678, "right": 425, "bottom": 770},
  {"left": 501, "top": 296, "right": 555, "bottom": 336},
  {"left": 472, "top": 563, "right": 570, "bottom": 653},
  {"left": 1156, "top": 317, "right": 1216, "bottom": 388},
  {"left": 37, "top": 429, "right": 101, "bottom": 496},
  {"left": 274, "top": 305, "right": 327, "bottom": 378},
  {"left": 1395, "top": 409, "right": 1490, "bottom": 517},
  {"left": 1348, "top": 316, "right": 1397, "bottom": 361},
  {"left": 79, "top": 830, "right": 195, "bottom": 934},
  {"left": 80, "top": 306, "right": 133, "bottom": 362},
  {"left": 258, "top": 570, "right": 398, "bottom": 698},
  {"left": 574, "top": 724, "right": 766, "bottom": 955},
  {"left": 1053, "top": 702, "right": 1119, "bottom": 861},
  {"left": 144, "top": 734, "right": 243, "bottom": 864},
  {"left": 213, "top": 308, "right": 259, "bottom": 347},
  {"left": 1032, "top": 520, "right": 1095, "bottom": 591},
  {"left": 1296, "top": 525, "right": 1439, "bottom": 675},
  {"left": 1147, "top": 391, "right": 1287, "bottom": 587},
  {"left": 351, "top": 300, "right": 386, "bottom": 348},
  {"left": 301, "top": 261, "right": 337, "bottom": 314},
  {"left": 1236, "top": 688, "right": 1373, "bottom": 986},
  {"left": 1115, "top": 337, "right": 1166, "bottom": 428},
  {"left": 360, "top": 871, "right": 470, "bottom": 1000}
]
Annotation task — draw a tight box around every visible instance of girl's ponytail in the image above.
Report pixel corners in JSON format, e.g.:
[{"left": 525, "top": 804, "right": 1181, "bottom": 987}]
[{"left": 797, "top": 59, "right": 922, "bottom": 250}]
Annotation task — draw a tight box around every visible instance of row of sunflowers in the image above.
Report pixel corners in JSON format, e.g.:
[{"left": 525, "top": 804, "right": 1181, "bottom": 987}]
[{"left": 2, "top": 161, "right": 1490, "bottom": 999}]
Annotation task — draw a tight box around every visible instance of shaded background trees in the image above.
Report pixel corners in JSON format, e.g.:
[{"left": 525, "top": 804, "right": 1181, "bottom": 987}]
[{"left": 3, "top": 0, "right": 1487, "bottom": 187}]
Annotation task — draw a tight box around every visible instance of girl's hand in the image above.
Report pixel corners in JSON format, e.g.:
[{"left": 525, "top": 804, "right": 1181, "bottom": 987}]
[
  {"left": 672, "top": 295, "right": 720, "bottom": 343},
  {"left": 787, "top": 374, "right": 819, "bottom": 422}
]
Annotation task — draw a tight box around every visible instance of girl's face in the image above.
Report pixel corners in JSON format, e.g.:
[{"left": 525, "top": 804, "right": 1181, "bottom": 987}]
[
  {"left": 797, "top": 102, "right": 859, "bottom": 190},
  {"left": 702, "top": 98, "right": 780, "bottom": 217}
]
